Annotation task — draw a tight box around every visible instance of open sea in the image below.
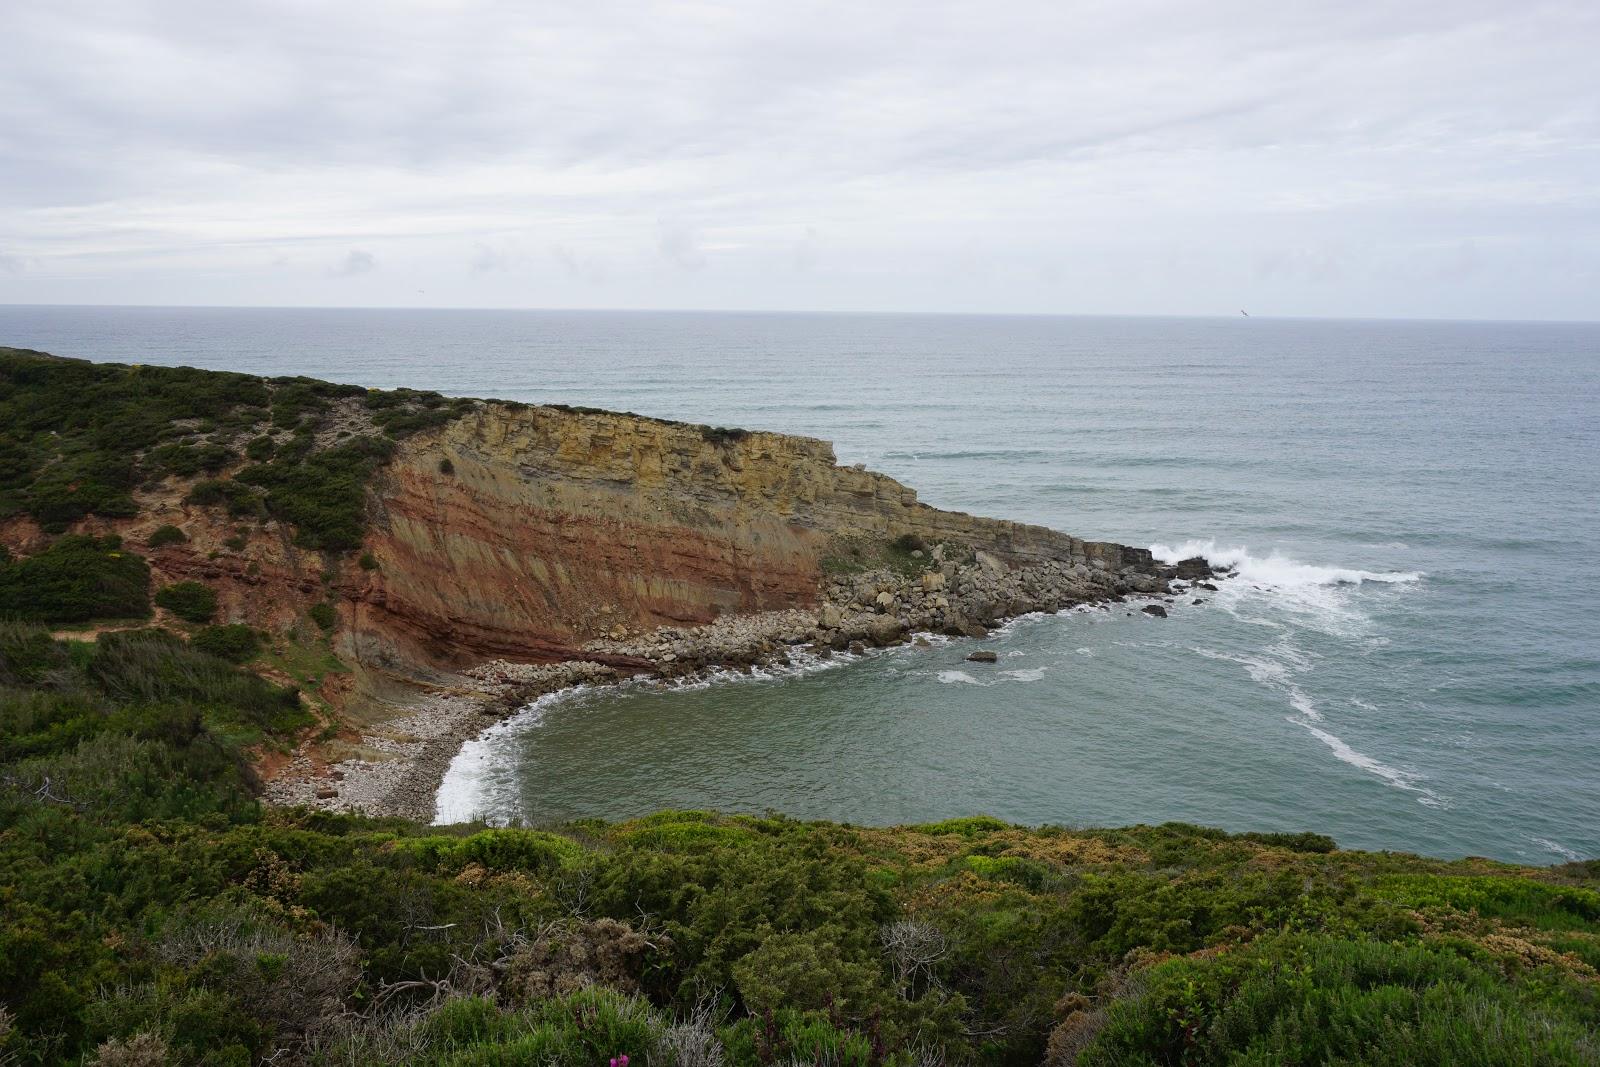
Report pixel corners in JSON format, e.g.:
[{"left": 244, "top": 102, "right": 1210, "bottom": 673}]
[{"left": 3, "top": 304, "right": 1597, "bottom": 863}]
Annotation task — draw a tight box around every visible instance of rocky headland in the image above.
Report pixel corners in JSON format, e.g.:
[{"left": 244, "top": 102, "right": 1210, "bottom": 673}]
[{"left": 0, "top": 348, "right": 1221, "bottom": 821}]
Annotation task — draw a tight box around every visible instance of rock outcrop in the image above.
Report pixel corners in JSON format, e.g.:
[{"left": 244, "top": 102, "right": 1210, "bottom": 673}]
[{"left": 344, "top": 404, "right": 1160, "bottom": 683}]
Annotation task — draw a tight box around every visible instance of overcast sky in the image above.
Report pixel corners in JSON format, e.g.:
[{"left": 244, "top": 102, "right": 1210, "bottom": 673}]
[{"left": 1, "top": 1, "right": 1596, "bottom": 319}]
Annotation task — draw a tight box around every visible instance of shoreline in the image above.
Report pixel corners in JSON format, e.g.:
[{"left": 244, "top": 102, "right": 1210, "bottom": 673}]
[{"left": 263, "top": 550, "right": 1226, "bottom": 822}]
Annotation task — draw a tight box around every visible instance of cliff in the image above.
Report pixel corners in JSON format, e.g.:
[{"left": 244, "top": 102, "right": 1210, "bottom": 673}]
[
  {"left": 349, "top": 404, "right": 1152, "bottom": 677},
  {"left": 0, "top": 349, "right": 1171, "bottom": 722}
]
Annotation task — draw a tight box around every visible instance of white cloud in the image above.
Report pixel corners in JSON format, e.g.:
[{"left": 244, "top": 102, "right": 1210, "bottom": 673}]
[{"left": 0, "top": 0, "right": 1595, "bottom": 317}]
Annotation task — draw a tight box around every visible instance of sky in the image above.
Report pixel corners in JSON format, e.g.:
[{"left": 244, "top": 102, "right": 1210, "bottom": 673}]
[{"left": 0, "top": 1, "right": 1596, "bottom": 320}]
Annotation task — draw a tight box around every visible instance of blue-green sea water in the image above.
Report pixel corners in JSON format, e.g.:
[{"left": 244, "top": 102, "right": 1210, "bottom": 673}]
[{"left": 3, "top": 305, "right": 1596, "bottom": 863}]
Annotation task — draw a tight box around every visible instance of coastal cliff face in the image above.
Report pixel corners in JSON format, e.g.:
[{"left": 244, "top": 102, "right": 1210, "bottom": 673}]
[
  {"left": 0, "top": 348, "right": 1165, "bottom": 716},
  {"left": 346, "top": 403, "right": 1153, "bottom": 675}
]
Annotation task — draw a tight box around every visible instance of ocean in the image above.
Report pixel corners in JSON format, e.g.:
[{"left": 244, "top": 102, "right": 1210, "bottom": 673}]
[{"left": 3, "top": 304, "right": 1596, "bottom": 863}]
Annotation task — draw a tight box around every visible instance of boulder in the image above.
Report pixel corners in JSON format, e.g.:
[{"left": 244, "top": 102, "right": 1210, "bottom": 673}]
[
  {"left": 921, "top": 571, "right": 947, "bottom": 592},
  {"left": 966, "top": 650, "right": 998, "bottom": 663},
  {"left": 818, "top": 602, "right": 843, "bottom": 629},
  {"left": 1141, "top": 604, "right": 1168, "bottom": 618},
  {"left": 875, "top": 590, "right": 896, "bottom": 611},
  {"left": 866, "top": 615, "right": 905, "bottom": 646},
  {"left": 1173, "top": 555, "right": 1213, "bottom": 580}
]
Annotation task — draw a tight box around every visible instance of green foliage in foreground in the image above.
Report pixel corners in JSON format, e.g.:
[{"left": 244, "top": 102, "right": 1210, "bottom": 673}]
[{"left": 0, "top": 628, "right": 1596, "bottom": 1065}]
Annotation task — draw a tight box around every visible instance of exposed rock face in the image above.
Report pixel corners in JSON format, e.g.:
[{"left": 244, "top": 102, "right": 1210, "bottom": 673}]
[
  {"left": 3, "top": 397, "right": 1192, "bottom": 723},
  {"left": 347, "top": 404, "right": 1156, "bottom": 678}
]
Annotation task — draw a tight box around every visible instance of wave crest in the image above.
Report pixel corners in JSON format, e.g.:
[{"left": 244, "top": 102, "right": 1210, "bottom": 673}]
[{"left": 1150, "top": 538, "right": 1420, "bottom": 589}]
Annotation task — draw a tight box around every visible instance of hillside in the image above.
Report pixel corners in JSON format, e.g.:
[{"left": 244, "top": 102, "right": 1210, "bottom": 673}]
[
  {"left": 2, "top": 348, "right": 1597, "bottom": 1065},
  {"left": 0, "top": 348, "right": 1165, "bottom": 706}
]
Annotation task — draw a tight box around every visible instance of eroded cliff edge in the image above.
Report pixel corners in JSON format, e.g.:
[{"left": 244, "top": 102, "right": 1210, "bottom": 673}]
[
  {"left": 350, "top": 403, "right": 1155, "bottom": 685},
  {"left": 2, "top": 349, "right": 1206, "bottom": 814}
]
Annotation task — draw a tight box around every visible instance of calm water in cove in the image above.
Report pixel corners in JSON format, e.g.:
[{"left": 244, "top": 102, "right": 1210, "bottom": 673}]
[{"left": 4, "top": 305, "right": 1597, "bottom": 863}]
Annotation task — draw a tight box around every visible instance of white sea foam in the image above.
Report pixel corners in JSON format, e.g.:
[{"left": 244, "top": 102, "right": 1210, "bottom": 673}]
[
  {"left": 1001, "top": 667, "right": 1047, "bottom": 682},
  {"left": 1293, "top": 719, "right": 1444, "bottom": 806},
  {"left": 1535, "top": 838, "right": 1581, "bottom": 862},
  {"left": 936, "top": 670, "right": 986, "bottom": 686},
  {"left": 434, "top": 685, "right": 593, "bottom": 825},
  {"left": 1152, "top": 538, "right": 1420, "bottom": 638},
  {"left": 1193, "top": 642, "right": 1447, "bottom": 806},
  {"left": 1151, "top": 539, "right": 1421, "bottom": 589}
]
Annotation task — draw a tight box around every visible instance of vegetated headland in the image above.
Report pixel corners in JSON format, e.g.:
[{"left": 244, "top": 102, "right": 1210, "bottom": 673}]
[
  {"left": 1, "top": 346, "right": 1596, "bottom": 1066},
  {"left": 0, "top": 346, "right": 1217, "bottom": 819}
]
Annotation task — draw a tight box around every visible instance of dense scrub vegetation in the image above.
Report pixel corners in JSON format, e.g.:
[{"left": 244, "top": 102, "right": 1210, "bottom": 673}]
[
  {"left": 0, "top": 348, "right": 473, "bottom": 552},
  {"left": 0, "top": 627, "right": 1595, "bottom": 1065},
  {"left": 0, "top": 535, "right": 151, "bottom": 623}
]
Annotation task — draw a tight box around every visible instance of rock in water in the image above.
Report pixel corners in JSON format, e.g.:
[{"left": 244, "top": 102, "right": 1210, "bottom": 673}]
[
  {"left": 1141, "top": 604, "right": 1168, "bottom": 618},
  {"left": 866, "top": 615, "right": 905, "bottom": 646},
  {"left": 966, "top": 650, "right": 999, "bottom": 663}
]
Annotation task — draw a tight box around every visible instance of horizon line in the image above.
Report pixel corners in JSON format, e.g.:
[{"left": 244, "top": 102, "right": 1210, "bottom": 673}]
[{"left": 1, "top": 301, "right": 1596, "bottom": 327}]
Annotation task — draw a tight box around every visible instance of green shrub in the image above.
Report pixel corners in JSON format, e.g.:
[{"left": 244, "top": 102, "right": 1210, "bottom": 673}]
[
  {"left": 155, "top": 581, "right": 218, "bottom": 624},
  {"left": 1375, "top": 874, "right": 1600, "bottom": 930},
  {"left": 236, "top": 436, "right": 394, "bottom": 551},
  {"left": 388, "top": 829, "right": 589, "bottom": 876},
  {"left": 0, "top": 622, "right": 71, "bottom": 686},
  {"left": 0, "top": 535, "right": 151, "bottom": 623},
  {"left": 89, "top": 629, "right": 303, "bottom": 732},
  {"left": 0, "top": 350, "right": 267, "bottom": 528},
  {"left": 185, "top": 479, "right": 264, "bottom": 518},
  {"left": 1080, "top": 933, "right": 1600, "bottom": 1065},
  {"left": 357, "top": 552, "right": 378, "bottom": 571},
  {"left": 308, "top": 602, "right": 336, "bottom": 631},
  {"left": 190, "top": 624, "right": 260, "bottom": 663},
  {"left": 1240, "top": 829, "right": 1338, "bottom": 853},
  {"left": 439, "top": 457, "right": 455, "bottom": 475},
  {"left": 731, "top": 930, "right": 884, "bottom": 1015},
  {"left": 147, "top": 524, "right": 188, "bottom": 548},
  {"left": 144, "top": 442, "right": 236, "bottom": 477}
]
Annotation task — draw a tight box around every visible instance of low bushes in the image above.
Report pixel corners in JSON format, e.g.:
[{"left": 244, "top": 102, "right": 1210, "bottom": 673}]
[
  {"left": 1079, "top": 932, "right": 1600, "bottom": 1065},
  {"left": 0, "top": 535, "right": 150, "bottom": 623},
  {"left": 155, "top": 580, "right": 217, "bottom": 623},
  {"left": 190, "top": 624, "right": 260, "bottom": 663},
  {"left": 146, "top": 523, "right": 187, "bottom": 548}
]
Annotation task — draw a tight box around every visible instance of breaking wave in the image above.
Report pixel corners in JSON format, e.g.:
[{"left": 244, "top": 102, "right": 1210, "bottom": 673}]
[{"left": 1151, "top": 539, "right": 1421, "bottom": 589}]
